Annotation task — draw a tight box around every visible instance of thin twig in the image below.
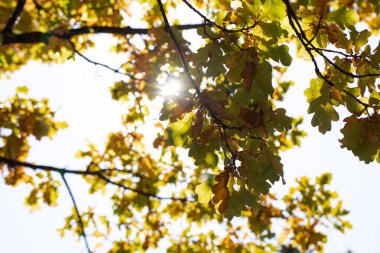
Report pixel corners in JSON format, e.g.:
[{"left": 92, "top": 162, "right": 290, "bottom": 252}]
[
  {"left": 283, "top": 0, "right": 380, "bottom": 79},
  {"left": 61, "top": 174, "right": 92, "bottom": 253},
  {"left": 313, "top": 47, "right": 359, "bottom": 58},
  {"left": 182, "top": 0, "right": 258, "bottom": 33},
  {"left": 68, "top": 40, "right": 138, "bottom": 80},
  {"left": 68, "top": 40, "right": 192, "bottom": 98},
  {"left": 96, "top": 173, "right": 187, "bottom": 201},
  {"left": 282, "top": 0, "right": 371, "bottom": 112}
]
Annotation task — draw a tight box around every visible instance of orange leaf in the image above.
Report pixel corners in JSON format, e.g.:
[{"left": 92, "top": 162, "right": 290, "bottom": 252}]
[{"left": 211, "top": 171, "right": 230, "bottom": 214}]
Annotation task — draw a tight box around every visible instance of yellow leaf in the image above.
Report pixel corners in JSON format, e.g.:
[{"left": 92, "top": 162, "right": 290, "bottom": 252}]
[{"left": 93, "top": 231, "right": 106, "bottom": 238}]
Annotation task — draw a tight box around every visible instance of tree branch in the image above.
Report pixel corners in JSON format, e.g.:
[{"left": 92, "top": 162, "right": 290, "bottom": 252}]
[
  {"left": 68, "top": 40, "right": 193, "bottom": 97},
  {"left": 61, "top": 174, "right": 93, "bottom": 253},
  {"left": 0, "top": 156, "right": 187, "bottom": 202},
  {"left": 283, "top": 0, "right": 380, "bottom": 79},
  {"left": 68, "top": 40, "right": 139, "bottom": 80},
  {"left": 156, "top": 0, "right": 245, "bottom": 171},
  {"left": 156, "top": 0, "right": 232, "bottom": 129},
  {"left": 156, "top": 0, "right": 275, "bottom": 171},
  {"left": 182, "top": 0, "right": 258, "bottom": 33},
  {"left": 3, "top": 0, "right": 26, "bottom": 34},
  {"left": 313, "top": 47, "right": 359, "bottom": 58},
  {"left": 95, "top": 173, "right": 187, "bottom": 201},
  {"left": 282, "top": 0, "right": 372, "bottom": 112},
  {"left": 1, "top": 23, "right": 208, "bottom": 45}
]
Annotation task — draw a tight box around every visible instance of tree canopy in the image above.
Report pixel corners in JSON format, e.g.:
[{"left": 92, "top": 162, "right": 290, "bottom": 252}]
[{"left": 0, "top": 0, "right": 379, "bottom": 252}]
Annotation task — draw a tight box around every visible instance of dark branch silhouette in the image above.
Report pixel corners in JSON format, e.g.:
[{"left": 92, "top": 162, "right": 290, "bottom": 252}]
[
  {"left": 282, "top": 0, "right": 373, "bottom": 113},
  {"left": 61, "top": 174, "right": 93, "bottom": 253},
  {"left": 3, "top": 0, "right": 26, "bottom": 34},
  {"left": 182, "top": 0, "right": 258, "bottom": 33},
  {"left": 1, "top": 23, "right": 209, "bottom": 45},
  {"left": 68, "top": 40, "right": 139, "bottom": 80},
  {"left": 156, "top": 0, "right": 227, "bottom": 127},
  {"left": 283, "top": 0, "right": 380, "bottom": 79},
  {"left": 313, "top": 48, "right": 360, "bottom": 58},
  {"left": 0, "top": 156, "right": 188, "bottom": 201},
  {"left": 156, "top": 0, "right": 246, "bottom": 171}
]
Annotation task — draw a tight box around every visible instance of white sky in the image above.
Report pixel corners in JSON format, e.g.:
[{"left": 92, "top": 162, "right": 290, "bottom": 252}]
[{"left": 1, "top": 4, "right": 380, "bottom": 253}]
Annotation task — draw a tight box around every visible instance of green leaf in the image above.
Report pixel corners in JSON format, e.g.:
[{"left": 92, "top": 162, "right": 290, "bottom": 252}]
[
  {"left": 340, "top": 115, "right": 380, "bottom": 163},
  {"left": 369, "top": 90, "right": 380, "bottom": 106},
  {"left": 194, "top": 43, "right": 226, "bottom": 78},
  {"left": 345, "top": 94, "right": 365, "bottom": 115},
  {"left": 305, "top": 78, "right": 338, "bottom": 134},
  {"left": 167, "top": 112, "right": 193, "bottom": 146},
  {"left": 353, "top": 29, "right": 371, "bottom": 51},
  {"left": 196, "top": 26, "right": 217, "bottom": 39},
  {"left": 188, "top": 142, "right": 219, "bottom": 168},
  {"left": 195, "top": 174, "right": 215, "bottom": 204},
  {"left": 309, "top": 103, "right": 339, "bottom": 134},
  {"left": 262, "top": 0, "right": 286, "bottom": 21},
  {"left": 304, "top": 78, "right": 324, "bottom": 103},
  {"left": 251, "top": 60, "right": 274, "bottom": 99},
  {"left": 225, "top": 187, "right": 259, "bottom": 219},
  {"left": 269, "top": 45, "right": 293, "bottom": 66},
  {"left": 329, "top": 7, "right": 359, "bottom": 29},
  {"left": 272, "top": 108, "right": 292, "bottom": 132},
  {"left": 260, "top": 22, "right": 283, "bottom": 39},
  {"left": 239, "top": 151, "right": 276, "bottom": 194},
  {"left": 224, "top": 190, "right": 244, "bottom": 219},
  {"left": 264, "top": 146, "right": 285, "bottom": 184}
]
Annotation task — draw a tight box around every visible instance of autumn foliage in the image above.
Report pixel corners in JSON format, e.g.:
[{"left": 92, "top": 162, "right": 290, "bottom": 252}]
[{"left": 0, "top": 0, "right": 379, "bottom": 252}]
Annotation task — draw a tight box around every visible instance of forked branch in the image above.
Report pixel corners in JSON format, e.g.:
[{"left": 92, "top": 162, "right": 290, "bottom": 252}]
[{"left": 282, "top": 0, "right": 373, "bottom": 113}]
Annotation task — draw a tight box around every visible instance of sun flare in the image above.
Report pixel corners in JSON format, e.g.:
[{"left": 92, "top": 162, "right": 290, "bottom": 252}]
[{"left": 161, "top": 80, "right": 181, "bottom": 97}]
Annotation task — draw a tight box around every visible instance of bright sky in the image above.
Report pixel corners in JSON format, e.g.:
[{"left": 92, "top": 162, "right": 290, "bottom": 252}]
[{"left": 1, "top": 5, "right": 380, "bottom": 253}]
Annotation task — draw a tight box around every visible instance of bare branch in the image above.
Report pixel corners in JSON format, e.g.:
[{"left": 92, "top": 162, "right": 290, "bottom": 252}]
[
  {"left": 3, "top": 0, "right": 26, "bottom": 34},
  {"left": 0, "top": 156, "right": 188, "bottom": 202},
  {"left": 68, "top": 40, "right": 139, "bottom": 80},
  {"left": 313, "top": 47, "right": 360, "bottom": 58},
  {"left": 1, "top": 23, "right": 209, "bottom": 45},
  {"left": 68, "top": 40, "right": 194, "bottom": 97},
  {"left": 61, "top": 174, "right": 93, "bottom": 253}
]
